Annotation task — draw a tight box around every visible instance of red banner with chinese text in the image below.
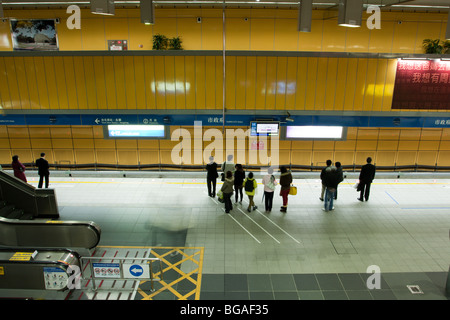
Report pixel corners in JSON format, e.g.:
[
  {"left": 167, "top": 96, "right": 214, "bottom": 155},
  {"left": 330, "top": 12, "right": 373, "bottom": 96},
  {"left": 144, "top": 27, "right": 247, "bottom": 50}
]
[{"left": 392, "top": 59, "right": 450, "bottom": 110}]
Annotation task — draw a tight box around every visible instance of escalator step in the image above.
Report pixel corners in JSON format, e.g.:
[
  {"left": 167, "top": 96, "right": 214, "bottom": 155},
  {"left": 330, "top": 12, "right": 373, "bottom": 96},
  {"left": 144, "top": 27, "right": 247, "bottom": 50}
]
[
  {"left": 7, "top": 209, "right": 23, "bottom": 220},
  {"left": 0, "top": 205, "right": 15, "bottom": 218},
  {"left": 19, "top": 213, "right": 34, "bottom": 220}
]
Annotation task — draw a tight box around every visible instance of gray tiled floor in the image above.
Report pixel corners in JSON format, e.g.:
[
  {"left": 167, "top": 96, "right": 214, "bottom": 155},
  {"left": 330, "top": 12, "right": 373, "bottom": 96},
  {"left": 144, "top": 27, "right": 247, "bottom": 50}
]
[
  {"left": 20, "top": 172, "right": 450, "bottom": 299},
  {"left": 200, "top": 272, "right": 449, "bottom": 300}
]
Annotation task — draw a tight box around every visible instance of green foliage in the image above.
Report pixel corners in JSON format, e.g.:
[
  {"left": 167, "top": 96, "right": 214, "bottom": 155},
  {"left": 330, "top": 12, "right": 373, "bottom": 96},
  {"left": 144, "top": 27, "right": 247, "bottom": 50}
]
[
  {"left": 152, "top": 34, "right": 168, "bottom": 50},
  {"left": 422, "top": 39, "right": 450, "bottom": 54},
  {"left": 169, "top": 37, "right": 183, "bottom": 50},
  {"left": 152, "top": 34, "right": 183, "bottom": 50}
]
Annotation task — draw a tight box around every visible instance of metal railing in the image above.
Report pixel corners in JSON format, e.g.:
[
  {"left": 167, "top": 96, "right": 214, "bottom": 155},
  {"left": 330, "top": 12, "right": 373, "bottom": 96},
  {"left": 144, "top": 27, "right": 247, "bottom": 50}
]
[{"left": 80, "top": 254, "right": 164, "bottom": 292}]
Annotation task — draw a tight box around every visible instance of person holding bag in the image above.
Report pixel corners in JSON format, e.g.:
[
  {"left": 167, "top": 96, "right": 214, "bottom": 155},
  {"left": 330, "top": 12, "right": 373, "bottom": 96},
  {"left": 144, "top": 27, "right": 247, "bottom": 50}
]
[
  {"left": 220, "top": 171, "right": 234, "bottom": 213},
  {"left": 221, "top": 154, "right": 235, "bottom": 181},
  {"left": 262, "top": 167, "right": 278, "bottom": 212},
  {"left": 279, "top": 166, "right": 293, "bottom": 213}
]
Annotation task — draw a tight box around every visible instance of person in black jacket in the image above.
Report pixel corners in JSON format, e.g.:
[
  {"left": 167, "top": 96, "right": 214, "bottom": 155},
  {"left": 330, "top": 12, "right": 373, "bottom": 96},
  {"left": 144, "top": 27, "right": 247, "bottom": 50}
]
[
  {"left": 35, "top": 152, "right": 49, "bottom": 188},
  {"left": 233, "top": 164, "right": 245, "bottom": 204},
  {"left": 322, "top": 166, "right": 340, "bottom": 212},
  {"left": 358, "top": 157, "right": 376, "bottom": 202},
  {"left": 319, "top": 159, "right": 332, "bottom": 201},
  {"left": 334, "top": 161, "right": 344, "bottom": 200},
  {"left": 206, "top": 156, "right": 219, "bottom": 197}
]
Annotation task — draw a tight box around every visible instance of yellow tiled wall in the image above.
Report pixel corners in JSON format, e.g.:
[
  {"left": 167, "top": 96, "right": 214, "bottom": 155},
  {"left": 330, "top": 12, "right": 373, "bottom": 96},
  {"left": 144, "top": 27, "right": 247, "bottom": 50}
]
[
  {"left": 1, "top": 126, "right": 450, "bottom": 169},
  {"left": 1, "top": 8, "right": 449, "bottom": 169},
  {"left": 0, "top": 55, "right": 405, "bottom": 111},
  {"left": 0, "top": 9, "right": 447, "bottom": 53}
]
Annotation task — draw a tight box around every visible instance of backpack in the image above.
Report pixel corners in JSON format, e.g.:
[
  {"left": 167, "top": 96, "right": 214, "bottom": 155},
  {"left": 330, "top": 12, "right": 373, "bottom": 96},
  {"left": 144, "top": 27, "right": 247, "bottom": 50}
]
[{"left": 244, "top": 179, "right": 254, "bottom": 192}]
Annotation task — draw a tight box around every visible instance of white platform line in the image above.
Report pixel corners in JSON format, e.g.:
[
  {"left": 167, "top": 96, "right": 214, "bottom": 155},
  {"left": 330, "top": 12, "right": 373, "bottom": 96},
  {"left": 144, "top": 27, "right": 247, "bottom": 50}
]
[
  {"left": 224, "top": 209, "right": 261, "bottom": 244},
  {"left": 204, "top": 191, "right": 219, "bottom": 204},
  {"left": 242, "top": 197, "right": 299, "bottom": 244},
  {"left": 254, "top": 209, "right": 301, "bottom": 244},
  {"left": 238, "top": 208, "right": 281, "bottom": 244}
]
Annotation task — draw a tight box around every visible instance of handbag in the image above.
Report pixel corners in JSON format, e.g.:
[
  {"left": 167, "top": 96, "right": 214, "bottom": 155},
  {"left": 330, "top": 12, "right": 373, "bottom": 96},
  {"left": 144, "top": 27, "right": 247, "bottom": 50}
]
[
  {"left": 267, "top": 175, "right": 276, "bottom": 191},
  {"left": 217, "top": 190, "right": 224, "bottom": 203},
  {"left": 289, "top": 185, "right": 297, "bottom": 195}
]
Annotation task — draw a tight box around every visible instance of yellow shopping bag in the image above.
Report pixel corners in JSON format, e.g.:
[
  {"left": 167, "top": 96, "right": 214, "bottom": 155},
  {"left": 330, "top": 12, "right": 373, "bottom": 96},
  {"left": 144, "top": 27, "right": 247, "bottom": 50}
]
[{"left": 289, "top": 185, "right": 297, "bottom": 195}]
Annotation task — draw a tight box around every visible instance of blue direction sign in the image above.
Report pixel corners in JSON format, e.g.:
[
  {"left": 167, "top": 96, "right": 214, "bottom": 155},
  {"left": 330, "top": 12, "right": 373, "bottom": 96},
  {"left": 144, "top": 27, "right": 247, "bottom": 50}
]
[
  {"left": 81, "top": 114, "right": 139, "bottom": 126},
  {"left": 129, "top": 264, "right": 144, "bottom": 277}
]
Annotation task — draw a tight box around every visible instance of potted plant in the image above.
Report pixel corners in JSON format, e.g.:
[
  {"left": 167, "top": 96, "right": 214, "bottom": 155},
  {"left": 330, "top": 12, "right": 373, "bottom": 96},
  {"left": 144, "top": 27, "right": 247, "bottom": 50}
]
[
  {"left": 442, "top": 40, "right": 450, "bottom": 54},
  {"left": 152, "top": 34, "right": 168, "bottom": 50},
  {"left": 422, "top": 39, "right": 443, "bottom": 54},
  {"left": 169, "top": 36, "right": 183, "bottom": 50}
]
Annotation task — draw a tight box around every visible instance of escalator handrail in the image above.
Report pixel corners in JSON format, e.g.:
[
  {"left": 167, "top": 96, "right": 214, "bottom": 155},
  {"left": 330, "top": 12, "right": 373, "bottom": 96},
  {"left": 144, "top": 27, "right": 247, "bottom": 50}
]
[
  {"left": 0, "top": 217, "right": 101, "bottom": 250},
  {"left": 0, "top": 170, "right": 39, "bottom": 198}
]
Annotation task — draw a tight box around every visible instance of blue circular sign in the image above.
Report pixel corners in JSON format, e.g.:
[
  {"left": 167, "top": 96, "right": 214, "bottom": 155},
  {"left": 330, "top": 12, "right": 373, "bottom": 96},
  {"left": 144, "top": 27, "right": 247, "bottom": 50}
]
[{"left": 129, "top": 264, "right": 144, "bottom": 277}]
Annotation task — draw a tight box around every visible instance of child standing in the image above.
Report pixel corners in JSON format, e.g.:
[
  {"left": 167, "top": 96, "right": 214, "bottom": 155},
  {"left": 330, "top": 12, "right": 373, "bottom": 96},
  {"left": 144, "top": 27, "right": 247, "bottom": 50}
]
[
  {"left": 221, "top": 171, "right": 234, "bottom": 213},
  {"left": 243, "top": 172, "right": 258, "bottom": 212}
]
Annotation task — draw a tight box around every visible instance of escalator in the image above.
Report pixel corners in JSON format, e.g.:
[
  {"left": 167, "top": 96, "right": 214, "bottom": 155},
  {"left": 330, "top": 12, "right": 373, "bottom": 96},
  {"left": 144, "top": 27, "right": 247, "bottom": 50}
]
[
  {"left": 0, "top": 248, "right": 81, "bottom": 292},
  {"left": 0, "top": 216, "right": 101, "bottom": 250},
  {"left": 0, "top": 170, "right": 101, "bottom": 251}
]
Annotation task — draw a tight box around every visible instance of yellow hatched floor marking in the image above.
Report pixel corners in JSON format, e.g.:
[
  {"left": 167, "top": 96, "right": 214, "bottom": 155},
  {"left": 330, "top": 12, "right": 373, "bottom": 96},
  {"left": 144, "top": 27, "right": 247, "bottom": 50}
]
[
  {"left": 138, "top": 247, "right": 204, "bottom": 300},
  {"left": 96, "top": 246, "right": 204, "bottom": 300}
]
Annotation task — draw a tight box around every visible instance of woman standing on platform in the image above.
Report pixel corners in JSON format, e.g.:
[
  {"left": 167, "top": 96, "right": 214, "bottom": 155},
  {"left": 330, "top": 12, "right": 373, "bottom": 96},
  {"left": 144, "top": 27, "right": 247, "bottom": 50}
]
[
  {"left": 279, "top": 166, "right": 292, "bottom": 212},
  {"left": 262, "top": 167, "right": 278, "bottom": 212},
  {"left": 12, "top": 155, "right": 27, "bottom": 183}
]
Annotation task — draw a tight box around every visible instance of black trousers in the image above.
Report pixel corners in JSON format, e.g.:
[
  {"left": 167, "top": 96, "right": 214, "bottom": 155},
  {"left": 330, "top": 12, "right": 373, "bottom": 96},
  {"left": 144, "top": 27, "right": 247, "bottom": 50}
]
[
  {"left": 207, "top": 177, "right": 216, "bottom": 196},
  {"left": 264, "top": 191, "right": 274, "bottom": 211},
  {"left": 38, "top": 174, "right": 49, "bottom": 188},
  {"left": 234, "top": 185, "right": 243, "bottom": 202},
  {"left": 223, "top": 192, "right": 233, "bottom": 212},
  {"left": 359, "top": 182, "right": 371, "bottom": 201}
]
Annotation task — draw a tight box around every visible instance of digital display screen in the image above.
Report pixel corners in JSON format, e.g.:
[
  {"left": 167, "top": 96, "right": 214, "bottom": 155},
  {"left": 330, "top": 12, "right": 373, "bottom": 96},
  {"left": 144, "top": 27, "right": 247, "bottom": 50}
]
[
  {"left": 106, "top": 125, "right": 167, "bottom": 138},
  {"left": 250, "top": 121, "right": 280, "bottom": 136},
  {"left": 285, "top": 126, "right": 344, "bottom": 139}
]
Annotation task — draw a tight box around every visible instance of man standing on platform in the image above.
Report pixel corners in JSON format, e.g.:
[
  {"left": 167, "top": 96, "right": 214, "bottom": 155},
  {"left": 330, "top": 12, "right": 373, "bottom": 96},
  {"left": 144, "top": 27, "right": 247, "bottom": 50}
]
[
  {"left": 358, "top": 157, "right": 376, "bottom": 202},
  {"left": 36, "top": 152, "right": 50, "bottom": 188}
]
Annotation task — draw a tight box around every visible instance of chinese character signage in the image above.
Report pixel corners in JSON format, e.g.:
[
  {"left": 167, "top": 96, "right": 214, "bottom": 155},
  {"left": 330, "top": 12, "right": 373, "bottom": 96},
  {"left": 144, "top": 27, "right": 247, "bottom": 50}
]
[{"left": 392, "top": 59, "right": 450, "bottom": 110}]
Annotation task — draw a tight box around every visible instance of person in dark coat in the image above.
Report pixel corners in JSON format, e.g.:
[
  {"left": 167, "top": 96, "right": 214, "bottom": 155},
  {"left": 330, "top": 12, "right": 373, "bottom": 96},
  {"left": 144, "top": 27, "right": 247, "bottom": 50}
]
[
  {"left": 323, "top": 166, "right": 340, "bottom": 212},
  {"left": 358, "top": 157, "right": 376, "bottom": 202},
  {"left": 334, "top": 161, "right": 344, "bottom": 200},
  {"left": 35, "top": 152, "right": 50, "bottom": 188},
  {"left": 221, "top": 171, "right": 234, "bottom": 213},
  {"left": 279, "top": 166, "right": 293, "bottom": 212},
  {"left": 206, "top": 156, "right": 218, "bottom": 197},
  {"left": 319, "top": 159, "right": 332, "bottom": 201},
  {"left": 233, "top": 164, "right": 245, "bottom": 204},
  {"left": 12, "top": 155, "right": 27, "bottom": 183}
]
